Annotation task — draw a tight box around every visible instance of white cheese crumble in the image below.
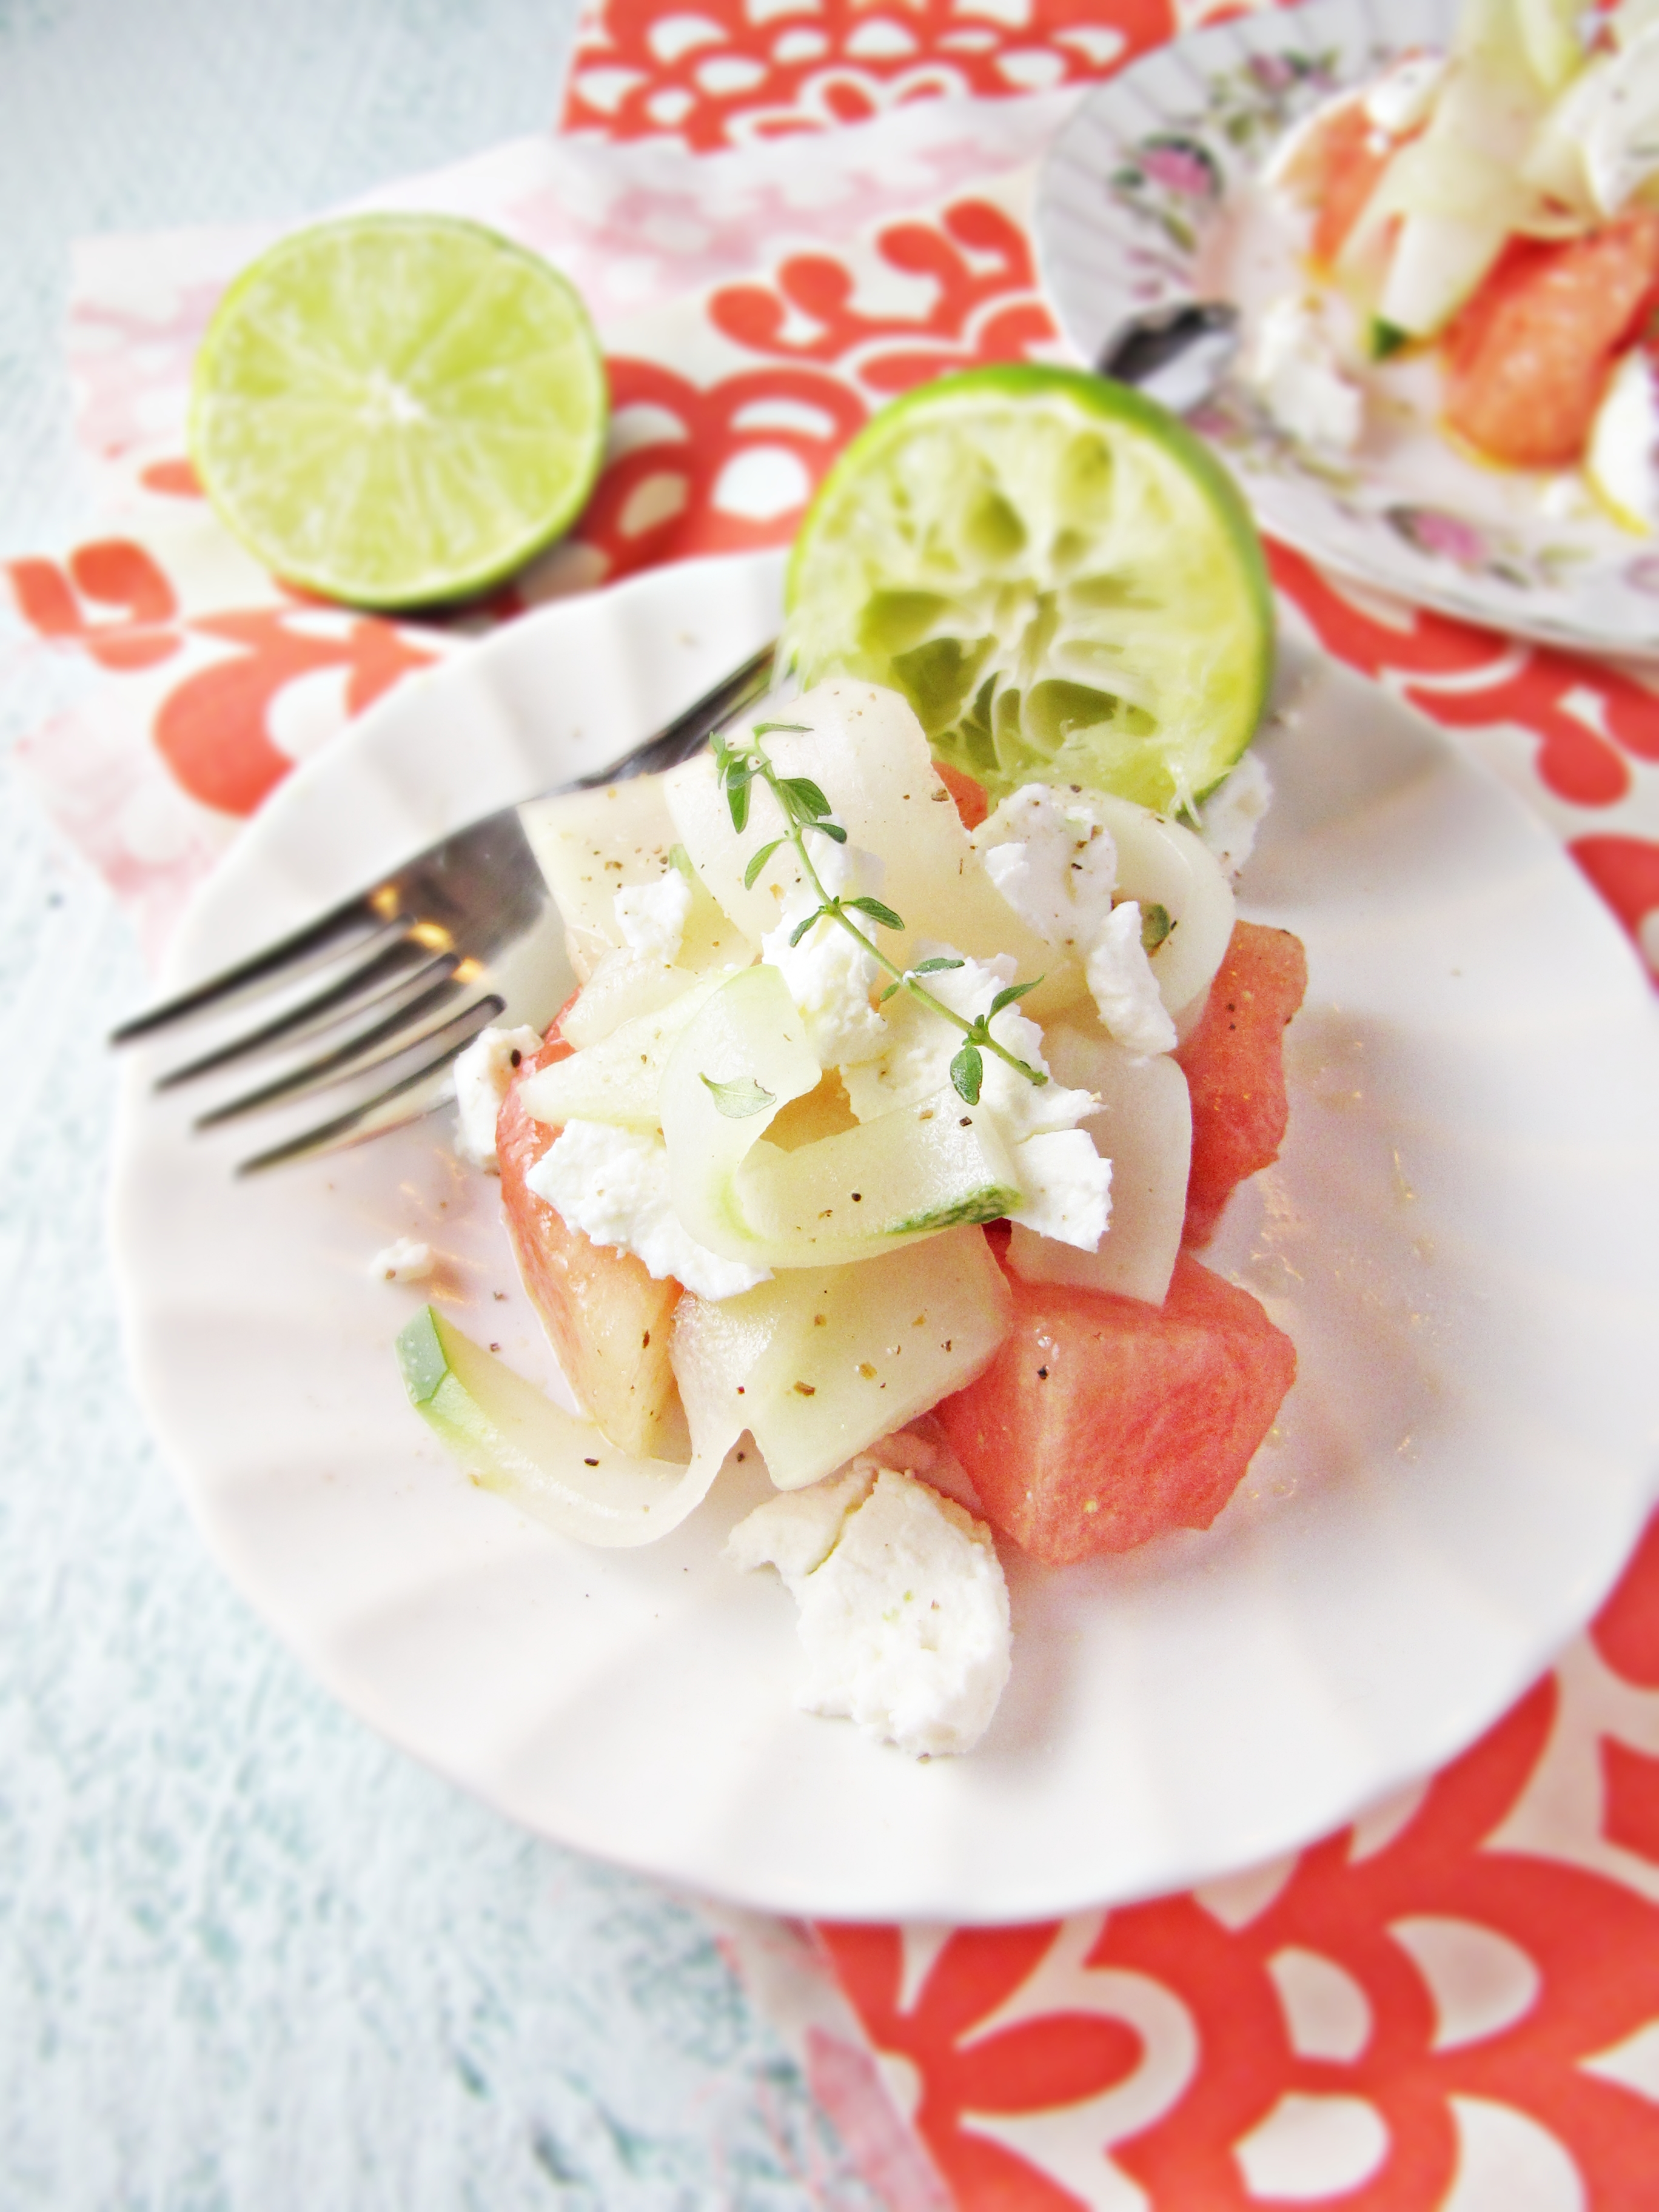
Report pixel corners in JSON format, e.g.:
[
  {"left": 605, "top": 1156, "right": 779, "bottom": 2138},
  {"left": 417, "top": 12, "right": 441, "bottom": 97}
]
[
  {"left": 1587, "top": 347, "right": 1659, "bottom": 533},
  {"left": 1008, "top": 1129, "right": 1113, "bottom": 1249},
  {"left": 367, "top": 1236, "right": 434, "bottom": 1284},
  {"left": 979, "top": 784, "right": 1117, "bottom": 954},
  {"left": 1362, "top": 50, "right": 1448, "bottom": 136},
  {"left": 526, "top": 1117, "right": 769, "bottom": 1301},
  {"left": 1085, "top": 902, "right": 1178, "bottom": 1058},
  {"left": 837, "top": 943, "right": 1110, "bottom": 1248},
  {"left": 453, "top": 1024, "right": 545, "bottom": 1171},
  {"left": 761, "top": 839, "right": 888, "bottom": 1068},
  {"left": 1246, "top": 295, "right": 1364, "bottom": 454},
  {"left": 1196, "top": 751, "right": 1274, "bottom": 881},
  {"left": 727, "top": 1464, "right": 1012, "bottom": 1758},
  {"left": 614, "top": 868, "right": 693, "bottom": 963}
]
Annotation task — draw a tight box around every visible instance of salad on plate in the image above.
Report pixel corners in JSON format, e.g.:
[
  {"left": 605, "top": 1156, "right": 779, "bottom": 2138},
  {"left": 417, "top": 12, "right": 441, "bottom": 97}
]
[
  {"left": 1247, "top": 0, "right": 1659, "bottom": 523},
  {"left": 396, "top": 368, "right": 1308, "bottom": 1762}
]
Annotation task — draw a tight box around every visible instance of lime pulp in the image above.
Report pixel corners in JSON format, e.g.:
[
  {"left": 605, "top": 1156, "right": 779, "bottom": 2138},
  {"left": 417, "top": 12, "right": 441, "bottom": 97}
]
[{"left": 784, "top": 365, "right": 1273, "bottom": 813}]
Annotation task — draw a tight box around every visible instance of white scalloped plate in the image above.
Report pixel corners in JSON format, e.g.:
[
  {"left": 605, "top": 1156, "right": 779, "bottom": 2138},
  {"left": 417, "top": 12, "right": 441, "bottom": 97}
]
[
  {"left": 110, "top": 550, "right": 1659, "bottom": 1923},
  {"left": 1036, "top": 0, "right": 1659, "bottom": 657}
]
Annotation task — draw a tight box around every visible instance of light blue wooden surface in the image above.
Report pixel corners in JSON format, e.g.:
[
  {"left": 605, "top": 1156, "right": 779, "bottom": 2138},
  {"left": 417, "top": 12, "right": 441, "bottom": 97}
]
[{"left": 0, "top": 5, "right": 878, "bottom": 2204}]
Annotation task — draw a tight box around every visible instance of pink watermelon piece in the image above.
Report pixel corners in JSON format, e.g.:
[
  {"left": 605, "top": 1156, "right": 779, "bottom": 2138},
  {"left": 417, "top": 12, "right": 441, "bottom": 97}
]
[
  {"left": 497, "top": 1019, "right": 685, "bottom": 1458},
  {"left": 934, "top": 1249, "right": 1298, "bottom": 1563},
  {"left": 1175, "top": 919, "right": 1307, "bottom": 1246}
]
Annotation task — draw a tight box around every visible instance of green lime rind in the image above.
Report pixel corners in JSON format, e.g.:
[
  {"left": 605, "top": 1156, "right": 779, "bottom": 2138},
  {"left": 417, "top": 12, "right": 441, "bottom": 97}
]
[
  {"left": 785, "top": 364, "right": 1273, "bottom": 813},
  {"left": 190, "top": 213, "right": 609, "bottom": 611}
]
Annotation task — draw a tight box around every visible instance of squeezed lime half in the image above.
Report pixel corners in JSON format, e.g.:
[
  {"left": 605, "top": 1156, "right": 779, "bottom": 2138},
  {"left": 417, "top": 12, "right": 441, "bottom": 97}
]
[
  {"left": 785, "top": 365, "right": 1273, "bottom": 811},
  {"left": 190, "top": 213, "right": 609, "bottom": 609}
]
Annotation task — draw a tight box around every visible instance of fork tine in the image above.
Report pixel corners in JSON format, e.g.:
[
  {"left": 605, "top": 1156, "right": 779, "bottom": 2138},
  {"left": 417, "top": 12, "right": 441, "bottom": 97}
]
[
  {"left": 193, "top": 980, "right": 500, "bottom": 1128},
  {"left": 110, "top": 891, "right": 386, "bottom": 1044},
  {"left": 233, "top": 1005, "right": 501, "bottom": 1175},
  {"left": 153, "top": 937, "right": 452, "bottom": 1090}
]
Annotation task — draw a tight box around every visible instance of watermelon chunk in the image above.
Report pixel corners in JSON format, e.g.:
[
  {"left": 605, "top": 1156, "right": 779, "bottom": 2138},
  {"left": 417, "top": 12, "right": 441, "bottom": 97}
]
[
  {"left": 1175, "top": 919, "right": 1307, "bottom": 1247},
  {"left": 497, "top": 1025, "right": 688, "bottom": 1459},
  {"left": 933, "top": 1250, "right": 1296, "bottom": 1562},
  {"left": 1443, "top": 213, "right": 1659, "bottom": 468}
]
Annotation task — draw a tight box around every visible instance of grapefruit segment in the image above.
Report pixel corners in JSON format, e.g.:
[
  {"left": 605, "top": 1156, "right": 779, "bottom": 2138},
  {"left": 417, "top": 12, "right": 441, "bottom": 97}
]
[{"left": 933, "top": 1250, "right": 1296, "bottom": 1562}]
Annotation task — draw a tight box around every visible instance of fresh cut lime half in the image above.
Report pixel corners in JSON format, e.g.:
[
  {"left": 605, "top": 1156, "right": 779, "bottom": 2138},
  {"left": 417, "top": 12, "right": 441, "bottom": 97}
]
[
  {"left": 190, "top": 214, "right": 609, "bottom": 610},
  {"left": 785, "top": 365, "right": 1273, "bottom": 813}
]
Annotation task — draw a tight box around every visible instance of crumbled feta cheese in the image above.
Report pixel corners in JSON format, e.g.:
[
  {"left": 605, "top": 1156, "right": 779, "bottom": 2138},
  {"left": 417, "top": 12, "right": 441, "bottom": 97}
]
[
  {"left": 614, "top": 868, "right": 694, "bottom": 964},
  {"left": 1362, "top": 50, "right": 1447, "bottom": 136},
  {"left": 453, "top": 1024, "right": 545, "bottom": 1171},
  {"left": 842, "top": 946, "right": 1094, "bottom": 1139},
  {"left": 1196, "top": 752, "right": 1274, "bottom": 881},
  {"left": 834, "top": 942, "right": 1110, "bottom": 1245},
  {"left": 1246, "top": 295, "right": 1364, "bottom": 453},
  {"left": 762, "top": 840, "right": 888, "bottom": 1067},
  {"left": 526, "top": 1118, "right": 769, "bottom": 1301},
  {"left": 367, "top": 1236, "right": 434, "bottom": 1284},
  {"left": 728, "top": 1466, "right": 1012, "bottom": 1758},
  {"left": 1008, "top": 1130, "right": 1113, "bottom": 1250},
  {"left": 977, "top": 784, "right": 1118, "bottom": 954},
  {"left": 1587, "top": 347, "right": 1659, "bottom": 533},
  {"left": 853, "top": 1417, "right": 982, "bottom": 1514},
  {"left": 1086, "top": 902, "right": 1178, "bottom": 1057},
  {"left": 726, "top": 1464, "right": 874, "bottom": 1581}
]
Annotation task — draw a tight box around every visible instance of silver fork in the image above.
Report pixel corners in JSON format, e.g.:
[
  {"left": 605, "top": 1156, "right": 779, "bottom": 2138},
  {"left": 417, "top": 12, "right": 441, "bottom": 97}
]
[{"left": 113, "top": 638, "right": 778, "bottom": 1174}]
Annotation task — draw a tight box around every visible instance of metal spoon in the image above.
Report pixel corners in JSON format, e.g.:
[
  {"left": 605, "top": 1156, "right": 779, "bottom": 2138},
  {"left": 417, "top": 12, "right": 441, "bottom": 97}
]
[{"left": 1098, "top": 300, "right": 1240, "bottom": 415}]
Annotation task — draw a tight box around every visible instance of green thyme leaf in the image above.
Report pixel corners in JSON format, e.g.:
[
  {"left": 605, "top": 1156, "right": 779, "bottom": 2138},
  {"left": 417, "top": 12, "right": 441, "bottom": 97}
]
[
  {"left": 814, "top": 821, "right": 848, "bottom": 843},
  {"left": 700, "top": 1073, "right": 777, "bottom": 1119},
  {"left": 879, "top": 980, "right": 903, "bottom": 1004},
  {"left": 950, "top": 1042, "right": 984, "bottom": 1105},
  {"left": 909, "top": 956, "right": 965, "bottom": 976},
  {"left": 789, "top": 904, "right": 829, "bottom": 948},
  {"left": 728, "top": 767, "right": 752, "bottom": 836},
  {"left": 988, "top": 977, "right": 1042, "bottom": 1017},
  {"left": 742, "top": 837, "right": 784, "bottom": 890},
  {"left": 846, "top": 895, "right": 904, "bottom": 930},
  {"left": 1140, "top": 901, "right": 1173, "bottom": 951},
  {"left": 752, "top": 722, "right": 810, "bottom": 737},
  {"left": 667, "top": 843, "right": 695, "bottom": 882},
  {"left": 780, "top": 776, "right": 833, "bottom": 822}
]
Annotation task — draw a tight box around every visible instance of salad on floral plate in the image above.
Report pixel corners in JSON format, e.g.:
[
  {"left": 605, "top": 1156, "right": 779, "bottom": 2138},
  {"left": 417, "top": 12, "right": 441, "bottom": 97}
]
[{"left": 1036, "top": 0, "right": 1659, "bottom": 654}]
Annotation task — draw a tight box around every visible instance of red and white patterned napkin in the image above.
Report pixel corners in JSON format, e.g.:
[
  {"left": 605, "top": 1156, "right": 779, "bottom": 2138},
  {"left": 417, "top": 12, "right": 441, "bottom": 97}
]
[{"left": 10, "top": 2, "right": 1659, "bottom": 2203}]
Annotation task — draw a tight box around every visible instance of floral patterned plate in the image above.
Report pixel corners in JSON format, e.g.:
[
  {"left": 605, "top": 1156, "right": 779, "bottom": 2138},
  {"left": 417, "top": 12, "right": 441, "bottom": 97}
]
[{"left": 1034, "top": 0, "right": 1659, "bottom": 658}]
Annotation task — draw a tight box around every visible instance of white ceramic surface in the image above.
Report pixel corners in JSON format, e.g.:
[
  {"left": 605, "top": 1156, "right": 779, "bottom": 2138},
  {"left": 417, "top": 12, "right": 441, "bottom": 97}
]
[
  {"left": 112, "top": 549, "right": 1659, "bottom": 1923},
  {"left": 1036, "top": 0, "right": 1659, "bottom": 656}
]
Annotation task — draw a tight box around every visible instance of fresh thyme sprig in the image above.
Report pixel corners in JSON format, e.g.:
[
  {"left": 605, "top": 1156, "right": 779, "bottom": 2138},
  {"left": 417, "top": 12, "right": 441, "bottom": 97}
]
[{"left": 712, "top": 723, "right": 1047, "bottom": 1105}]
